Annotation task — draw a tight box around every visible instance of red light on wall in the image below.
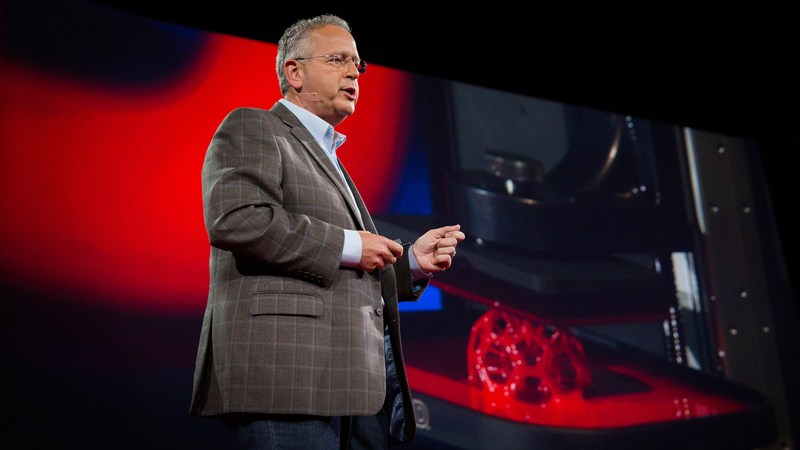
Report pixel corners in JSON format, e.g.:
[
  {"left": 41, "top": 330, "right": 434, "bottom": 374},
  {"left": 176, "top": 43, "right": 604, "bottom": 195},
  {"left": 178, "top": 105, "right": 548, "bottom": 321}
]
[{"left": 0, "top": 33, "right": 412, "bottom": 313}]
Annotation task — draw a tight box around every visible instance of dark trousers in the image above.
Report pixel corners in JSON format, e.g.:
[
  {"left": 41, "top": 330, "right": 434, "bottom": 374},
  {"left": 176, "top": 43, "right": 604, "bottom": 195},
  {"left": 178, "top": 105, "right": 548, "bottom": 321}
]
[{"left": 236, "top": 410, "right": 388, "bottom": 450}]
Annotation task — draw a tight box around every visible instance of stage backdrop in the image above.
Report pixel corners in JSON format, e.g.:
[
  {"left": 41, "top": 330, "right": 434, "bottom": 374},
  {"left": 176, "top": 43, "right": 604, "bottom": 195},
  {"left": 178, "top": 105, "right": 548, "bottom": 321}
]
[
  {"left": 2, "top": 2, "right": 793, "bottom": 449},
  {"left": 1, "top": 2, "right": 422, "bottom": 448}
]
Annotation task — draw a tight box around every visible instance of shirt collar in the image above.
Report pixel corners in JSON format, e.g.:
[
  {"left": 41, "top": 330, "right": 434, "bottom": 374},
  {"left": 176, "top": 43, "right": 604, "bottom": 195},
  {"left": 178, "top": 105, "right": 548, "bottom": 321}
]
[{"left": 279, "top": 99, "right": 347, "bottom": 156}]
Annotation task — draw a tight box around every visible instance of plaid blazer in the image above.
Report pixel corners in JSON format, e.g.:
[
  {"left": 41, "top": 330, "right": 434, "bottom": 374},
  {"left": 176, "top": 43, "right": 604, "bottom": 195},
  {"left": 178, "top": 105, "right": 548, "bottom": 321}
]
[{"left": 189, "top": 103, "right": 426, "bottom": 444}]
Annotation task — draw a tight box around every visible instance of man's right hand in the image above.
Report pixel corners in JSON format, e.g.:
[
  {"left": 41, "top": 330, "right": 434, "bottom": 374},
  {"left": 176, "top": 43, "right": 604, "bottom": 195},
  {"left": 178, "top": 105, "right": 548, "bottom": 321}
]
[{"left": 357, "top": 231, "right": 404, "bottom": 272}]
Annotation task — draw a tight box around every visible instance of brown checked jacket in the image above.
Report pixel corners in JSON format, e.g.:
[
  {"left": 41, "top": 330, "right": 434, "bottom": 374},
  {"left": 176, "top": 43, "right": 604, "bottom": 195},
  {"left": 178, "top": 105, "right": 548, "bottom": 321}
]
[{"left": 189, "top": 102, "right": 426, "bottom": 445}]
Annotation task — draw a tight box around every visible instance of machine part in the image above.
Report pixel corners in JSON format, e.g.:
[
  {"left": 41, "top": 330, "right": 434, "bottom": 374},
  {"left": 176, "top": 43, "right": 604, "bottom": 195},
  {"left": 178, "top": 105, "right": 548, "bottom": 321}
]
[
  {"left": 467, "top": 309, "right": 592, "bottom": 405},
  {"left": 485, "top": 150, "right": 545, "bottom": 183}
]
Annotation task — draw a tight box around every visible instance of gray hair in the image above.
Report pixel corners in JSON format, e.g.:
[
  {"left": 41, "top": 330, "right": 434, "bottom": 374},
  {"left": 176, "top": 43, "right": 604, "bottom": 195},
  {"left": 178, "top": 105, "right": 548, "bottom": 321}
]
[{"left": 276, "top": 14, "right": 352, "bottom": 95}]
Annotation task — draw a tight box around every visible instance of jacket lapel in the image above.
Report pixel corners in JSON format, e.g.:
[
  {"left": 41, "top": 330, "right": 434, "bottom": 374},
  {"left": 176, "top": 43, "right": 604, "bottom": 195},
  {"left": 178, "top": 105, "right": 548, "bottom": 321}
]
[
  {"left": 338, "top": 162, "right": 376, "bottom": 234},
  {"left": 271, "top": 103, "right": 367, "bottom": 230}
]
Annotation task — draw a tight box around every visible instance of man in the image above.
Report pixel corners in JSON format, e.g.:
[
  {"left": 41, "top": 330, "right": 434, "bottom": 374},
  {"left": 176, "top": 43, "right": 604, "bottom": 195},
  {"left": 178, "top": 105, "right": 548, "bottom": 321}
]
[{"left": 189, "top": 14, "right": 465, "bottom": 449}]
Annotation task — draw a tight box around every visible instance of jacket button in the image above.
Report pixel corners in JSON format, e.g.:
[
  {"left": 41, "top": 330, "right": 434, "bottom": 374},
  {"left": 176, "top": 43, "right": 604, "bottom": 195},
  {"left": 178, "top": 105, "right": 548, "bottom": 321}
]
[{"left": 375, "top": 307, "right": 383, "bottom": 316}]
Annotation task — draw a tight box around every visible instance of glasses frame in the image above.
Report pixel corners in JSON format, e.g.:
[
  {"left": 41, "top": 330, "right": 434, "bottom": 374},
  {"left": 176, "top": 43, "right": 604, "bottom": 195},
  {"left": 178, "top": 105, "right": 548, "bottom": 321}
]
[{"left": 295, "top": 54, "right": 367, "bottom": 74}]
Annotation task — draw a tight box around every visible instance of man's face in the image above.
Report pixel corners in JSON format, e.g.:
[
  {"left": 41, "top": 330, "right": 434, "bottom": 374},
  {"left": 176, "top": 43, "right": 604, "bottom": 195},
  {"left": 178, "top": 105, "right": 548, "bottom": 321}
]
[{"left": 294, "top": 25, "right": 361, "bottom": 126}]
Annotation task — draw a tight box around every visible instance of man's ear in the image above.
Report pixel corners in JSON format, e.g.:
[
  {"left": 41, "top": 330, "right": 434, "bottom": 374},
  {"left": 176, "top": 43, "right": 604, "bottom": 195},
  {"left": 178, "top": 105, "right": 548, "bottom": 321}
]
[{"left": 285, "top": 60, "right": 303, "bottom": 90}]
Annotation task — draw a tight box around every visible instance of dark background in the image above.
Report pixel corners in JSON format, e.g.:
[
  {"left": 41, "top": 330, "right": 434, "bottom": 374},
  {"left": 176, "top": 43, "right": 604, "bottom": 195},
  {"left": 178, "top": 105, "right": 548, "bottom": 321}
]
[{"left": 94, "top": 0, "right": 799, "bottom": 300}]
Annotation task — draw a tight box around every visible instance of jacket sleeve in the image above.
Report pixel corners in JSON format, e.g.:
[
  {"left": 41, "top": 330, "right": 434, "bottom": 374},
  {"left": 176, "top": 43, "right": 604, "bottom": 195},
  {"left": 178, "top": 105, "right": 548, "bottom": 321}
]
[
  {"left": 202, "top": 107, "right": 345, "bottom": 287},
  {"left": 394, "top": 242, "right": 429, "bottom": 301}
]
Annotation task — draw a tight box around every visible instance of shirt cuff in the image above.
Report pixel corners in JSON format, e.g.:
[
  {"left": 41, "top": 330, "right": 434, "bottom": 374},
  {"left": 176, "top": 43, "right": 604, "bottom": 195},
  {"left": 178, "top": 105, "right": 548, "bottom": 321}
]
[
  {"left": 340, "top": 229, "right": 362, "bottom": 267},
  {"left": 410, "top": 245, "right": 433, "bottom": 281}
]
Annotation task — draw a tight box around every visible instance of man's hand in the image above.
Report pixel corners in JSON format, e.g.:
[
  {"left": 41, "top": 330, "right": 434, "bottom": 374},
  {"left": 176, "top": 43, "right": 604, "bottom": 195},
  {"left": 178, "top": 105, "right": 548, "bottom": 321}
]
[
  {"left": 412, "top": 224, "right": 465, "bottom": 273},
  {"left": 357, "top": 231, "right": 404, "bottom": 272}
]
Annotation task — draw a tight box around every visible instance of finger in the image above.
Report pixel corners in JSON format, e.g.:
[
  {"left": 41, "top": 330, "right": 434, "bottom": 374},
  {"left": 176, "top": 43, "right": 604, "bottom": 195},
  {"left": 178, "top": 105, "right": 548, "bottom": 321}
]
[
  {"left": 379, "top": 249, "right": 398, "bottom": 266},
  {"left": 437, "top": 246, "right": 455, "bottom": 257},
  {"left": 445, "top": 230, "right": 465, "bottom": 241},
  {"left": 366, "top": 259, "right": 381, "bottom": 272},
  {"left": 437, "top": 237, "right": 458, "bottom": 248},
  {"left": 433, "top": 224, "right": 460, "bottom": 237},
  {"left": 387, "top": 239, "right": 404, "bottom": 256}
]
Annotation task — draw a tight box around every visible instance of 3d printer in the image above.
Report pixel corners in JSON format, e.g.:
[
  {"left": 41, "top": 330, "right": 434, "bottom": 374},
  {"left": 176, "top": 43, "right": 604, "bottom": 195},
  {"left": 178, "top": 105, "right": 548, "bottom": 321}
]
[{"left": 374, "top": 78, "right": 786, "bottom": 450}]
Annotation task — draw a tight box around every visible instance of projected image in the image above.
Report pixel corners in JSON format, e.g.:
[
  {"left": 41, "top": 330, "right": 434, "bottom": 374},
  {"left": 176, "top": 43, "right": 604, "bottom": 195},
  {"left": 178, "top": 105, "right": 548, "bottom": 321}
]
[{"left": 371, "top": 77, "right": 776, "bottom": 449}]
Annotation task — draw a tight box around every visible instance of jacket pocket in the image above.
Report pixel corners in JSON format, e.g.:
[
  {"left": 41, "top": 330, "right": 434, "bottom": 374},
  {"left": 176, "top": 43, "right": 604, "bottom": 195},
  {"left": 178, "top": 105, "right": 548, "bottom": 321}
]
[{"left": 250, "top": 291, "right": 323, "bottom": 317}]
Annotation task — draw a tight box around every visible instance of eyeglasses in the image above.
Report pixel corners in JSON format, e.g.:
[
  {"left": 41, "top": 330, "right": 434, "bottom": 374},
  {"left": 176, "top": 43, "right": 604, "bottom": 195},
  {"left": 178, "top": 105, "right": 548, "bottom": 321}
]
[{"left": 295, "top": 54, "right": 367, "bottom": 74}]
